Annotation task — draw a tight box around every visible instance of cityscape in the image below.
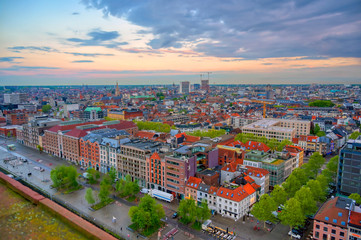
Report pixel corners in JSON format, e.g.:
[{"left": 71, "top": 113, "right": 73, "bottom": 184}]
[{"left": 1, "top": 1, "right": 361, "bottom": 240}]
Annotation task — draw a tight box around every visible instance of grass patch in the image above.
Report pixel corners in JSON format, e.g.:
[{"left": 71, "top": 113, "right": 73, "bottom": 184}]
[
  {"left": 91, "top": 198, "right": 114, "bottom": 211},
  {"left": 63, "top": 185, "right": 83, "bottom": 194},
  {"left": 191, "top": 221, "right": 202, "bottom": 230}
]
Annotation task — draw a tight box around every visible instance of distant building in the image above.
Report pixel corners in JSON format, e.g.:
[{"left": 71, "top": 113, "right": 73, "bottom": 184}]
[
  {"left": 201, "top": 80, "right": 209, "bottom": 91},
  {"left": 4, "top": 93, "right": 27, "bottom": 104},
  {"left": 107, "top": 109, "right": 143, "bottom": 120},
  {"left": 337, "top": 139, "right": 361, "bottom": 195},
  {"left": 180, "top": 81, "right": 190, "bottom": 94}
]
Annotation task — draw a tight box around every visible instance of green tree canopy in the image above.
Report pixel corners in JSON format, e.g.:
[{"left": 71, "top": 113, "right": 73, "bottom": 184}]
[
  {"left": 129, "top": 195, "right": 165, "bottom": 231},
  {"left": 294, "top": 186, "right": 318, "bottom": 217},
  {"left": 178, "top": 198, "right": 197, "bottom": 224},
  {"left": 98, "top": 177, "right": 112, "bottom": 203},
  {"left": 187, "top": 129, "right": 226, "bottom": 138},
  {"left": 291, "top": 168, "right": 308, "bottom": 186},
  {"left": 270, "top": 185, "right": 288, "bottom": 207},
  {"left": 279, "top": 198, "right": 306, "bottom": 232},
  {"left": 196, "top": 200, "right": 211, "bottom": 223},
  {"left": 306, "top": 179, "right": 326, "bottom": 202},
  {"left": 50, "top": 165, "right": 79, "bottom": 190},
  {"left": 251, "top": 194, "right": 277, "bottom": 228},
  {"left": 134, "top": 120, "right": 171, "bottom": 133},
  {"left": 42, "top": 104, "right": 52, "bottom": 113},
  {"left": 283, "top": 174, "right": 302, "bottom": 198},
  {"left": 86, "top": 168, "right": 100, "bottom": 184},
  {"left": 349, "top": 193, "right": 361, "bottom": 205},
  {"left": 308, "top": 100, "right": 335, "bottom": 107},
  {"left": 85, "top": 188, "right": 95, "bottom": 205},
  {"left": 107, "top": 167, "right": 117, "bottom": 183}
]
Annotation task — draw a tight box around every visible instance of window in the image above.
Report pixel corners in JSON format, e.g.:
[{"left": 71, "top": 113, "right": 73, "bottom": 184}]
[
  {"left": 331, "top": 229, "right": 336, "bottom": 234},
  {"left": 340, "top": 232, "right": 344, "bottom": 237},
  {"left": 322, "top": 234, "right": 327, "bottom": 240},
  {"left": 315, "top": 231, "right": 319, "bottom": 238},
  {"left": 324, "top": 227, "right": 328, "bottom": 232},
  {"left": 316, "top": 225, "right": 320, "bottom": 229}
]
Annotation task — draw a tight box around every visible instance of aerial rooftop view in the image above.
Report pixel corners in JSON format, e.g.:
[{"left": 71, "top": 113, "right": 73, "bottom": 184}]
[{"left": 0, "top": 0, "right": 360, "bottom": 240}]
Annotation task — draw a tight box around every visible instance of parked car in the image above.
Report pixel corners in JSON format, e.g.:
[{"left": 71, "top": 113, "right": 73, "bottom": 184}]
[
  {"left": 288, "top": 229, "right": 303, "bottom": 239},
  {"left": 140, "top": 188, "right": 149, "bottom": 194},
  {"left": 265, "top": 220, "right": 273, "bottom": 225},
  {"left": 172, "top": 212, "right": 178, "bottom": 219},
  {"left": 34, "top": 166, "right": 45, "bottom": 172},
  {"left": 6, "top": 174, "right": 14, "bottom": 179}
]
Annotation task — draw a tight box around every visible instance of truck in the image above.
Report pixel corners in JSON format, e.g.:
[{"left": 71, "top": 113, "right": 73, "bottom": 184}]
[{"left": 149, "top": 189, "right": 174, "bottom": 202}]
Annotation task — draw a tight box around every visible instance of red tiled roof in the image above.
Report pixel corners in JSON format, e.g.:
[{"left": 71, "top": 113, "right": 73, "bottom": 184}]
[
  {"left": 243, "top": 183, "right": 256, "bottom": 195},
  {"left": 186, "top": 177, "right": 202, "bottom": 189},
  {"left": 64, "top": 128, "right": 88, "bottom": 138},
  {"left": 227, "top": 140, "right": 245, "bottom": 148},
  {"left": 217, "top": 186, "right": 249, "bottom": 202},
  {"left": 313, "top": 197, "right": 349, "bottom": 228},
  {"left": 47, "top": 120, "right": 105, "bottom": 133},
  {"left": 135, "top": 131, "right": 156, "bottom": 139},
  {"left": 221, "top": 161, "right": 238, "bottom": 172},
  {"left": 150, "top": 152, "right": 160, "bottom": 160},
  {"left": 307, "top": 136, "right": 318, "bottom": 142},
  {"left": 245, "top": 165, "right": 269, "bottom": 177},
  {"left": 208, "top": 186, "right": 218, "bottom": 195},
  {"left": 245, "top": 141, "right": 270, "bottom": 152},
  {"left": 244, "top": 175, "right": 255, "bottom": 184}
]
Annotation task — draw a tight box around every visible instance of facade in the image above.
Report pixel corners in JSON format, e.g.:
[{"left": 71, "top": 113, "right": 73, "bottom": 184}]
[
  {"left": 185, "top": 176, "right": 202, "bottom": 200},
  {"left": 22, "top": 116, "right": 61, "bottom": 149},
  {"left": 180, "top": 81, "right": 190, "bottom": 94},
  {"left": 313, "top": 197, "right": 354, "bottom": 240},
  {"left": 216, "top": 184, "right": 256, "bottom": 220},
  {"left": 348, "top": 210, "right": 361, "bottom": 240},
  {"left": 197, "top": 183, "right": 210, "bottom": 204},
  {"left": 4, "top": 93, "right": 27, "bottom": 104},
  {"left": 164, "top": 148, "right": 197, "bottom": 199},
  {"left": 201, "top": 80, "right": 209, "bottom": 91},
  {"left": 217, "top": 145, "right": 244, "bottom": 166},
  {"left": 107, "top": 109, "right": 143, "bottom": 120},
  {"left": 146, "top": 152, "right": 166, "bottom": 191},
  {"left": 117, "top": 139, "right": 166, "bottom": 187},
  {"left": 100, "top": 137, "right": 130, "bottom": 174},
  {"left": 196, "top": 169, "right": 220, "bottom": 187},
  {"left": 337, "top": 139, "right": 361, "bottom": 195},
  {"left": 242, "top": 118, "right": 311, "bottom": 141},
  {"left": 84, "top": 107, "right": 104, "bottom": 120}
]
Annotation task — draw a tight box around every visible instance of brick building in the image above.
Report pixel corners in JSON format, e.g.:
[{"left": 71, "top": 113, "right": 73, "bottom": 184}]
[{"left": 146, "top": 152, "right": 166, "bottom": 191}]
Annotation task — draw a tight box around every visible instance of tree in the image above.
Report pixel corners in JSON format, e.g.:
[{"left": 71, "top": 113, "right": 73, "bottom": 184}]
[
  {"left": 42, "top": 104, "right": 52, "bottom": 113},
  {"left": 277, "top": 139, "right": 293, "bottom": 151},
  {"left": 87, "top": 168, "right": 100, "bottom": 184},
  {"left": 50, "top": 165, "right": 79, "bottom": 190},
  {"left": 107, "top": 167, "right": 117, "bottom": 183},
  {"left": 326, "top": 156, "right": 339, "bottom": 177},
  {"left": 308, "top": 100, "right": 335, "bottom": 108},
  {"left": 349, "top": 193, "right": 361, "bottom": 205},
  {"left": 283, "top": 174, "right": 302, "bottom": 198},
  {"left": 303, "top": 152, "right": 325, "bottom": 179},
  {"left": 251, "top": 194, "right": 277, "bottom": 228},
  {"left": 116, "top": 174, "right": 139, "bottom": 197},
  {"left": 36, "top": 144, "right": 43, "bottom": 153},
  {"left": 129, "top": 195, "right": 165, "bottom": 231},
  {"left": 85, "top": 188, "right": 95, "bottom": 205},
  {"left": 291, "top": 168, "right": 308, "bottom": 186},
  {"left": 316, "top": 131, "right": 326, "bottom": 137},
  {"left": 98, "top": 177, "right": 111, "bottom": 203},
  {"left": 196, "top": 200, "right": 211, "bottom": 223},
  {"left": 271, "top": 185, "right": 288, "bottom": 207},
  {"left": 311, "top": 124, "right": 321, "bottom": 135},
  {"left": 279, "top": 198, "right": 306, "bottom": 234},
  {"left": 294, "top": 186, "right": 318, "bottom": 217},
  {"left": 316, "top": 174, "right": 329, "bottom": 191},
  {"left": 178, "top": 198, "right": 197, "bottom": 224},
  {"left": 306, "top": 179, "right": 326, "bottom": 202}
]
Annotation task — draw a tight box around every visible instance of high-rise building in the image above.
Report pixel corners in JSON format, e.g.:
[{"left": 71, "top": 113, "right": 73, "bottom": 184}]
[
  {"left": 180, "top": 81, "right": 190, "bottom": 94},
  {"left": 4, "top": 93, "right": 27, "bottom": 104},
  {"left": 201, "top": 80, "right": 209, "bottom": 91},
  {"left": 337, "top": 139, "right": 361, "bottom": 195}
]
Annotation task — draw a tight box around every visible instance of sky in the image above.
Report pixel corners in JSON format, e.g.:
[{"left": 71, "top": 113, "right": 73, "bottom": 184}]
[{"left": 0, "top": 0, "right": 360, "bottom": 85}]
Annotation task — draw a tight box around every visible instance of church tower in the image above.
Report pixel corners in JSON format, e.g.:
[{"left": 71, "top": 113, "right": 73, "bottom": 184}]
[{"left": 115, "top": 81, "right": 120, "bottom": 96}]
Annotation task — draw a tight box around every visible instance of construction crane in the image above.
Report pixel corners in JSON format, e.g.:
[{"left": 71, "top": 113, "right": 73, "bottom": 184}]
[{"left": 251, "top": 99, "right": 276, "bottom": 118}]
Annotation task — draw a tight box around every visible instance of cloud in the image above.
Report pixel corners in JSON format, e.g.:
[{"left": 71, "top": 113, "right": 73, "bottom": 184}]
[
  {"left": 8, "top": 46, "right": 58, "bottom": 53},
  {"left": 67, "top": 29, "right": 127, "bottom": 48},
  {"left": 64, "top": 52, "right": 114, "bottom": 57},
  {"left": 72, "top": 12, "right": 80, "bottom": 15},
  {"left": 81, "top": 0, "right": 361, "bottom": 58},
  {"left": 0, "top": 66, "right": 60, "bottom": 71},
  {"left": 0, "top": 57, "right": 24, "bottom": 62},
  {"left": 72, "top": 60, "right": 94, "bottom": 63}
]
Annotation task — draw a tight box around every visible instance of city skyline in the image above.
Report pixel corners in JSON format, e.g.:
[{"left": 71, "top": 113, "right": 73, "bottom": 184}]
[{"left": 0, "top": 0, "right": 360, "bottom": 85}]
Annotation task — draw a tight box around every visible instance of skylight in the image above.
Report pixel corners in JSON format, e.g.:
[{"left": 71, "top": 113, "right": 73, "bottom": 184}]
[
  {"left": 325, "top": 217, "right": 329, "bottom": 221},
  {"left": 333, "top": 219, "right": 337, "bottom": 224},
  {"left": 341, "top": 221, "right": 345, "bottom": 226},
  {"left": 338, "top": 212, "right": 342, "bottom": 217}
]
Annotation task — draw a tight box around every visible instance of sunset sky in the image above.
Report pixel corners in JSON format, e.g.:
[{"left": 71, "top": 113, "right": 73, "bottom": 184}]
[{"left": 0, "top": 0, "right": 360, "bottom": 85}]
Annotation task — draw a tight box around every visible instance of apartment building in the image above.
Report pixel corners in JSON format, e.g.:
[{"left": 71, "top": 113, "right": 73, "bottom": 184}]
[
  {"left": 100, "top": 137, "right": 130, "bottom": 174},
  {"left": 216, "top": 184, "right": 256, "bottom": 220},
  {"left": 337, "top": 139, "right": 361, "bottom": 196},
  {"left": 22, "top": 116, "right": 61, "bottom": 149},
  {"left": 348, "top": 210, "right": 361, "bottom": 240},
  {"left": 107, "top": 109, "right": 143, "bottom": 120},
  {"left": 242, "top": 118, "right": 311, "bottom": 141},
  {"left": 197, "top": 183, "right": 211, "bottom": 204},
  {"left": 164, "top": 146, "right": 197, "bottom": 199},
  {"left": 313, "top": 197, "right": 354, "bottom": 240},
  {"left": 146, "top": 152, "right": 166, "bottom": 191},
  {"left": 185, "top": 176, "right": 202, "bottom": 200},
  {"left": 4, "top": 93, "right": 27, "bottom": 104},
  {"left": 118, "top": 139, "right": 168, "bottom": 187}
]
